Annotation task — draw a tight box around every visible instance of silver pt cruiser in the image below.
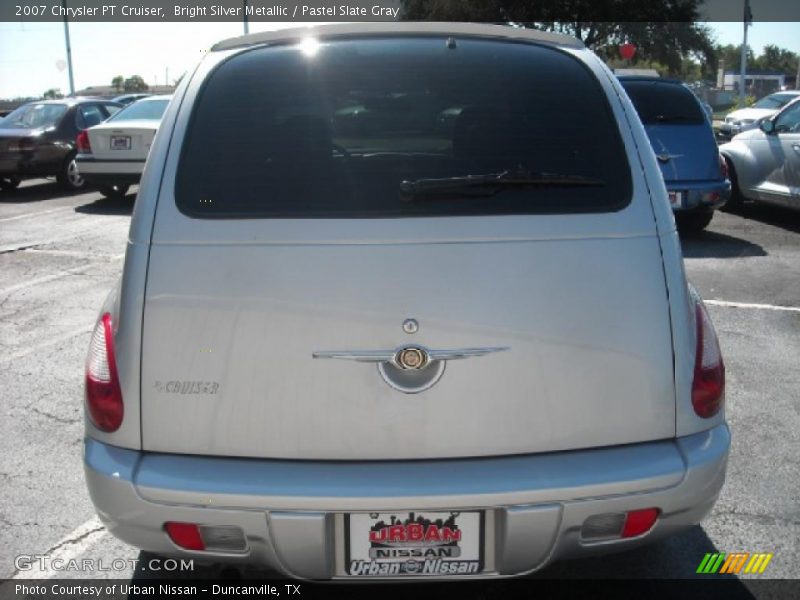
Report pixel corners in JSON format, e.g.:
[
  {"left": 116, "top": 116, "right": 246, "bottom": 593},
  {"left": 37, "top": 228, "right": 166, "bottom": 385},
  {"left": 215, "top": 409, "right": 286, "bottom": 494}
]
[{"left": 83, "top": 23, "right": 729, "bottom": 580}]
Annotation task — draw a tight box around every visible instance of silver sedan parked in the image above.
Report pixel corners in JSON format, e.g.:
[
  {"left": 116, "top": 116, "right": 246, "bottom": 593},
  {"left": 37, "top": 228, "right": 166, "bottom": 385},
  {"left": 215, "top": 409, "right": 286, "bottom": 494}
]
[{"left": 720, "top": 96, "right": 800, "bottom": 211}]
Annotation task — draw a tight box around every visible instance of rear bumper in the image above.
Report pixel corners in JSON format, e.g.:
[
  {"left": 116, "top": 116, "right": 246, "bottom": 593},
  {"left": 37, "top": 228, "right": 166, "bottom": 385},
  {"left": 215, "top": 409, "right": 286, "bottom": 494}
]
[
  {"left": 75, "top": 155, "right": 143, "bottom": 185},
  {"left": 84, "top": 424, "right": 730, "bottom": 580},
  {"left": 667, "top": 180, "right": 730, "bottom": 213}
]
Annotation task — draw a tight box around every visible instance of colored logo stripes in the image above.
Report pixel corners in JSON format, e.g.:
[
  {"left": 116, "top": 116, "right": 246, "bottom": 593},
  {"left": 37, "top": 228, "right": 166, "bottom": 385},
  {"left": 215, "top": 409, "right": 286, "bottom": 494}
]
[{"left": 696, "top": 552, "right": 773, "bottom": 574}]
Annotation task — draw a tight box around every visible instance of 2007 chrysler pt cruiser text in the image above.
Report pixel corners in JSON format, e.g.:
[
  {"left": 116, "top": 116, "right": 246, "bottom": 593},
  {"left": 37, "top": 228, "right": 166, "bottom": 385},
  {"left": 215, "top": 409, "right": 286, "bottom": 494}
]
[{"left": 83, "top": 23, "right": 729, "bottom": 580}]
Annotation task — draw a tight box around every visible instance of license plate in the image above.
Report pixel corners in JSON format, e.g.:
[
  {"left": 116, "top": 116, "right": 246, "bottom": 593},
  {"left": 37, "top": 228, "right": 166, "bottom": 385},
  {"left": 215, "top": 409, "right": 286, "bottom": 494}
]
[
  {"left": 345, "top": 511, "right": 484, "bottom": 577},
  {"left": 110, "top": 135, "right": 131, "bottom": 150},
  {"left": 668, "top": 191, "right": 683, "bottom": 209}
]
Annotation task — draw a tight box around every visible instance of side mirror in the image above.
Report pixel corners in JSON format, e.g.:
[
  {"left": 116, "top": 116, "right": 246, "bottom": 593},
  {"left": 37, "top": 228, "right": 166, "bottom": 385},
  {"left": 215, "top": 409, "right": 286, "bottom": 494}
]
[{"left": 760, "top": 119, "right": 775, "bottom": 134}]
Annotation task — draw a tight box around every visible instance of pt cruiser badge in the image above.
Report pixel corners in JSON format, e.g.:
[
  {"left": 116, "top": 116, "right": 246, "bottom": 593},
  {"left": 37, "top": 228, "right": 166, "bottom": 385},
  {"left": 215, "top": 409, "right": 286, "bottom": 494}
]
[{"left": 312, "top": 345, "right": 508, "bottom": 394}]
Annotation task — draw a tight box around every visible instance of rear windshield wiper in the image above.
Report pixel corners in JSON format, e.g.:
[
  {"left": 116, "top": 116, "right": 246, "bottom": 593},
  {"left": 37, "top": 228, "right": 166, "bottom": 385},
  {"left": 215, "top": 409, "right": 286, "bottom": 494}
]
[{"left": 399, "top": 169, "right": 605, "bottom": 201}]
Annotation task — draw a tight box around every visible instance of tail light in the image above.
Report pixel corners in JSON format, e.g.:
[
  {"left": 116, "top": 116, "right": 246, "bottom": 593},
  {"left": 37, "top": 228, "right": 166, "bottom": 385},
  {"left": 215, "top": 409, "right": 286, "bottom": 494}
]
[
  {"left": 692, "top": 300, "right": 725, "bottom": 418},
  {"left": 85, "top": 313, "right": 123, "bottom": 432},
  {"left": 164, "top": 522, "right": 247, "bottom": 552},
  {"left": 581, "top": 508, "right": 660, "bottom": 541},
  {"left": 165, "top": 523, "right": 205, "bottom": 551},
  {"left": 719, "top": 154, "right": 729, "bottom": 179},
  {"left": 76, "top": 130, "right": 92, "bottom": 154},
  {"left": 621, "top": 508, "right": 660, "bottom": 538}
]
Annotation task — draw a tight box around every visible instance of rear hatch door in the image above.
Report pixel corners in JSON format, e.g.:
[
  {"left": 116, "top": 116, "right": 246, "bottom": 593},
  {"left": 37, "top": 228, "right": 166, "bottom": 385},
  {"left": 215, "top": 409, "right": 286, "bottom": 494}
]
[{"left": 140, "top": 37, "right": 676, "bottom": 460}]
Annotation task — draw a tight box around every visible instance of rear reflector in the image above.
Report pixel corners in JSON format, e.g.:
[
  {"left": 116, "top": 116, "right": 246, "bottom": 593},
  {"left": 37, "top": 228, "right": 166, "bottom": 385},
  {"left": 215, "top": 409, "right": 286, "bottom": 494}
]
[
  {"left": 621, "top": 508, "right": 660, "bottom": 538},
  {"left": 165, "top": 522, "right": 205, "bottom": 551},
  {"left": 581, "top": 508, "right": 659, "bottom": 542},
  {"left": 85, "top": 313, "right": 124, "bottom": 432},
  {"left": 692, "top": 300, "right": 725, "bottom": 418},
  {"left": 164, "top": 523, "right": 247, "bottom": 552}
]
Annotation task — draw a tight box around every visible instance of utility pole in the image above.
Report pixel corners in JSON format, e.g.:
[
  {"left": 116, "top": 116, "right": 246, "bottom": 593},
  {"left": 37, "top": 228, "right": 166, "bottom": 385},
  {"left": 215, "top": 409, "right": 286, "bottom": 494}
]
[
  {"left": 243, "top": 1, "right": 249, "bottom": 35},
  {"left": 739, "top": 0, "right": 752, "bottom": 104},
  {"left": 62, "top": 0, "right": 75, "bottom": 96}
]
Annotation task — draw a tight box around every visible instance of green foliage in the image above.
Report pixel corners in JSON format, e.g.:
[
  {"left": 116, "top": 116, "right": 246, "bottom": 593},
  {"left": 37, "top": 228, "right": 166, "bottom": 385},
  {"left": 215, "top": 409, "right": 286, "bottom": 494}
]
[
  {"left": 732, "top": 95, "right": 756, "bottom": 109},
  {"left": 399, "top": 0, "right": 716, "bottom": 72},
  {"left": 111, "top": 75, "right": 124, "bottom": 92},
  {"left": 123, "top": 75, "right": 149, "bottom": 92},
  {"left": 756, "top": 45, "right": 799, "bottom": 74}
]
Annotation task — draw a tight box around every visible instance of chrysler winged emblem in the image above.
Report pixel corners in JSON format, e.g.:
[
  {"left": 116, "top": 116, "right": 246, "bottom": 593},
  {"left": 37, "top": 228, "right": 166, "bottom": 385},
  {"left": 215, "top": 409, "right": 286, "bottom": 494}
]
[
  {"left": 312, "top": 345, "right": 509, "bottom": 393},
  {"left": 312, "top": 345, "right": 508, "bottom": 369}
]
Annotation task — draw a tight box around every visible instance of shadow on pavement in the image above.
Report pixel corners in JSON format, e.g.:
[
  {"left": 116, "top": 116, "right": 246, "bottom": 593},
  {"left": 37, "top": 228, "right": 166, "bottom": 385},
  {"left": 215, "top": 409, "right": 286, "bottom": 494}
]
[
  {"left": 75, "top": 195, "right": 135, "bottom": 216},
  {"left": 725, "top": 203, "right": 800, "bottom": 235},
  {"left": 680, "top": 230, "right": 766, "bottom": 259},
  {"left": 0, "top": 179, "right": 88, "bottom": 203}
]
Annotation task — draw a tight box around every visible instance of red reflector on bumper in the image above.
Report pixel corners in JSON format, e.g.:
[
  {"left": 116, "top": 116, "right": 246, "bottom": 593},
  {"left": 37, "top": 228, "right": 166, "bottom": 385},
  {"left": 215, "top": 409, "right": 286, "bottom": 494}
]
[
  {"left": 621, "top": 508, "right": 659, "bottom": 538},
  {"left": 165, "top": 522, "right": 205, "bottom": 551}
]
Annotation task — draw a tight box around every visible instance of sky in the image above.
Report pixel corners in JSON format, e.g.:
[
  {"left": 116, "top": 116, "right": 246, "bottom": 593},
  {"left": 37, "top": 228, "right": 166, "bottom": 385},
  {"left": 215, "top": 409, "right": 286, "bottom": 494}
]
[{"left": 0, "top": 20, "right": 798, "bottom": 99}]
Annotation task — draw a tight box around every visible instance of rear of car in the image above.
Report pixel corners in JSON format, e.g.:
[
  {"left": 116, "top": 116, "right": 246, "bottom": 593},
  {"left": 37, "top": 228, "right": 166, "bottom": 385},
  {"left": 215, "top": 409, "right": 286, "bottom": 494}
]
[
  {"left": 76, "top": 96, "right": 172, "bottom": 198},
  {"left": 83, "top": 24, "right": 729, "bottom": 580},
  {"left": 620, "top": 78, "right": 730, "bottom": 232},
  {"left": 0, "top": 99, "right": 120, "bottom": 191},
  {"left": 719, "top": 91, "right": 800, "bottom": 141}
]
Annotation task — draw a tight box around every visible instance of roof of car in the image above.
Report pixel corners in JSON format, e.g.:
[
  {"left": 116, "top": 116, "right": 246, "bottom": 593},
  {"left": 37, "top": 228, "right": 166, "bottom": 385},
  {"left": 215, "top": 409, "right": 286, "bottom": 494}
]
[{"left": 212, "top": 22, "right": 583, "bottom": 52}]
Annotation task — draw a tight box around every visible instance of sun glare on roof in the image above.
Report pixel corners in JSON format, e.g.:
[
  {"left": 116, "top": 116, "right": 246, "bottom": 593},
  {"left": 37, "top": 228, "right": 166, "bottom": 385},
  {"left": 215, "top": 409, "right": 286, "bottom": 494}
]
[{"left": 298, "top": 37, "right": 321, "bottom": 57}]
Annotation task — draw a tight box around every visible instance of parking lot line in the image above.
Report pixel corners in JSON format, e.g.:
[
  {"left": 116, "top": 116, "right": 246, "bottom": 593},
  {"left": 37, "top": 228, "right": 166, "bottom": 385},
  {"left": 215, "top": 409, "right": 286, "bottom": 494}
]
[{"left": 705, "top": 299, "right": 800, "bottom": 313}]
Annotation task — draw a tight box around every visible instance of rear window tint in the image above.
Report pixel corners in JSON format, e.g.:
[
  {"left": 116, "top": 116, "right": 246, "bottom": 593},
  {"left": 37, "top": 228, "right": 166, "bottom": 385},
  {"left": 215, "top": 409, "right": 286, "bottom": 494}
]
[
  {"left": 110, "top": 99, "right": 169, "bottom": 122},
  {"left": 176, "top": 37, "right": 632, "bottom": 218},
  {"left": 621, "top": 80, "right": 706, "bottom": 125}
]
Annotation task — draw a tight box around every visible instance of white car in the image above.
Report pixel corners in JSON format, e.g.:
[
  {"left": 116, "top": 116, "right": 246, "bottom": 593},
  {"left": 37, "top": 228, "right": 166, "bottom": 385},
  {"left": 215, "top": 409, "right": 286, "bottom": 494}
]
[
  {"left": 719, "top": 90, "right": 800, "bottom": 140},
  {"left": 76, "top": 95, "right": 171, "bottom": 198}
]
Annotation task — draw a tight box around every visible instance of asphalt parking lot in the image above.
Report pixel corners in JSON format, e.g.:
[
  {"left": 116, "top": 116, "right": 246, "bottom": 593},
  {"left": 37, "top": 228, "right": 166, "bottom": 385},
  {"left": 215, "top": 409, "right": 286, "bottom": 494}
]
[{"left": 1, "top": 180, "right": 798, "bottom": 591}]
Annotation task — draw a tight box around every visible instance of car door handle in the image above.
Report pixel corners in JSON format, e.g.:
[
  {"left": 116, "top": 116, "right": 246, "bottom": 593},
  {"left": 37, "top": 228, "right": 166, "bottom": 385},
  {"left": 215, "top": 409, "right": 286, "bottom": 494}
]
[{"left": 793, "top": 143, "right": 800, "bottom": 154}]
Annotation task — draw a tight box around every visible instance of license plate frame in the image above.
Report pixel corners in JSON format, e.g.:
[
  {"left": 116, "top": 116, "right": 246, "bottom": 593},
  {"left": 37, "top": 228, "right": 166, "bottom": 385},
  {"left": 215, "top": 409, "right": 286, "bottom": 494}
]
[
  {"left": 344, "top": 510, "right": 485, "bottom": 577},
  {"left": 110, "top": 135, "right": 132, "bottom": 150}
]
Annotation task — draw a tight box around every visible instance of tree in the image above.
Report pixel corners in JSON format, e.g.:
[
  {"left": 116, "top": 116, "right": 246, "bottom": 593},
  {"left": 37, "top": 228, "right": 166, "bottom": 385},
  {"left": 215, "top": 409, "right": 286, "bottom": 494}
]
[
  {"left": 111, "top": 75, "right": 124, "bottom": 92},
  {"left": 42, "top": 88, "right": 63, "bottom": 99},
  {"left": 755, "top": 44, "right": 799, "bottom": 74},
  {"left": 715, "top": 44, "right": 755, "bottom": 73},
  {"left": 123, "top": 75, "right": 149, "bottom": 92},
  {"left": 400, "top": 0, "right": 716, "bottom": 73}
]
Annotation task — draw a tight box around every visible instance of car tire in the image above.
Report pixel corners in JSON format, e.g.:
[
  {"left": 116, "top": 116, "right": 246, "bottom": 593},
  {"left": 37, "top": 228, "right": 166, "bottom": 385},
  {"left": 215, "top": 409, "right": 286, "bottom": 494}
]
[
  {"left": 0, "top": 177, "right": 21, "bottom": 191},
  {"left": 721, "top": 158, "right": 746, "bottom": 213},
  {"left": 56, "top": 154, "right": 86, "bottom": 191},
  {"left": 676, "top": 210, "right": 714, "bottom": 234},
  {"left": 98, "top": 184, "right": 130, "bottom": 199}
]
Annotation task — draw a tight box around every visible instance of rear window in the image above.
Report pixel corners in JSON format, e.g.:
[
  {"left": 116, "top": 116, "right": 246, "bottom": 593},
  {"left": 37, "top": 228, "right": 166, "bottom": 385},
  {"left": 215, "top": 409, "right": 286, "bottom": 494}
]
[
  {"left": 1, "top": 103, "right": 67, "bottom": 129},
  {"left": 110, "top": 99, "right": 169, "bottom": 122},
  {"left": 621, "top": 80, "right": 706, "bottom": 125},
  {"left": 753, "top": 93, "right": 799, "bottom": 110},
  {"left": 176, "top": 37, "right": 632, "bottom": 218}
]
